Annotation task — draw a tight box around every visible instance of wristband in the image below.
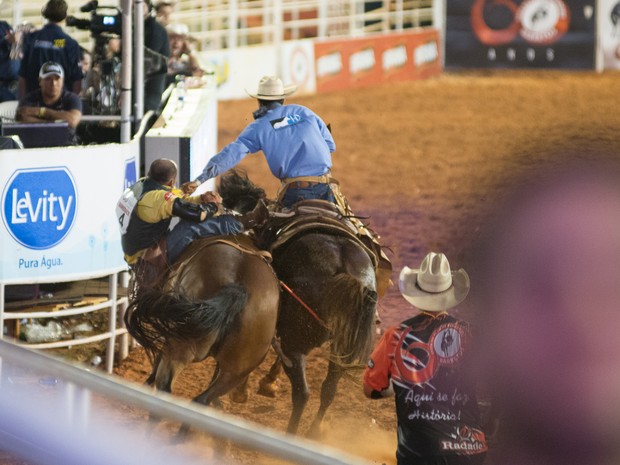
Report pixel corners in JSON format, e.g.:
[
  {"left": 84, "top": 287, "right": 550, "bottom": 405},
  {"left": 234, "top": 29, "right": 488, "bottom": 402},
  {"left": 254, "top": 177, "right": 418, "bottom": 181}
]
[{"left": 38, "top": 107, "right": 46, "bottom": 119}]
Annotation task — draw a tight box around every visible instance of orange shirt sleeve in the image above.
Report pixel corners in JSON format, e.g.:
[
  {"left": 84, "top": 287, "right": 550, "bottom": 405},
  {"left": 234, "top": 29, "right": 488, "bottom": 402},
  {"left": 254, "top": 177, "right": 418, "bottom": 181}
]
[{"left": 363, "top": 326, "right": 399, "bottom": 392}]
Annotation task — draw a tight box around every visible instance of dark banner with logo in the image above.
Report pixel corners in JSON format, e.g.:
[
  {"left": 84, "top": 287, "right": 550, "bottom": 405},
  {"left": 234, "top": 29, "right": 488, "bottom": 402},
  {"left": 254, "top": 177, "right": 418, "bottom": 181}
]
[{"left": 445, "top": 0, "right": 596, "bottom": 69}]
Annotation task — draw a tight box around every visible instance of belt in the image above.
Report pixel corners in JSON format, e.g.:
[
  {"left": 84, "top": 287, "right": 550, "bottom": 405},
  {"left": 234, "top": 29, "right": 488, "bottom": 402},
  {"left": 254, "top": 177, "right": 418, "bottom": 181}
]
[{"left": 288, "top": 180, "right": 324, "bottom": 189}]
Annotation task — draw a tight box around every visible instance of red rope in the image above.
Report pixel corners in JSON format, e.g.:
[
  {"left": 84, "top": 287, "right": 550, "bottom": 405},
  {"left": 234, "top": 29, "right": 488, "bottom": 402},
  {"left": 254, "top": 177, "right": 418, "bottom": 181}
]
[{"left": 279, "top": 280, "right": 329, "bottom": 330}]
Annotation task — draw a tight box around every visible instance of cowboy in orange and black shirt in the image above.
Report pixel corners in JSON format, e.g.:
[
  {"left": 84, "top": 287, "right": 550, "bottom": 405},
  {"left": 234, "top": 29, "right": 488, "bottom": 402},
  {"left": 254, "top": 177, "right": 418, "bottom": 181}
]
[{"left": 363, "top": 252, "right": 488, "bottom": 465}]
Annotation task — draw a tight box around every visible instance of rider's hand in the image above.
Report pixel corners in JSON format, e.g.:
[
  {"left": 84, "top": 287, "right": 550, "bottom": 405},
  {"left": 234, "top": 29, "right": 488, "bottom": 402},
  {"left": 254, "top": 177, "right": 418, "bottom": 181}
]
[
  {"left": 201, "top": 191, "right": 222, "bottom": 205},
  {"left": 182, "top": 181, "right": 198, "bottom": 195}
]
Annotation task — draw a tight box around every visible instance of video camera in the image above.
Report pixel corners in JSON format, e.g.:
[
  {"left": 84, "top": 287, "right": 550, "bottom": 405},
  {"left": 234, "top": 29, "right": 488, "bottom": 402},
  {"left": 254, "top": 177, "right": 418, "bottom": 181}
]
[{"left": 66, "top": 0, "right": 122, "bottom": 36}]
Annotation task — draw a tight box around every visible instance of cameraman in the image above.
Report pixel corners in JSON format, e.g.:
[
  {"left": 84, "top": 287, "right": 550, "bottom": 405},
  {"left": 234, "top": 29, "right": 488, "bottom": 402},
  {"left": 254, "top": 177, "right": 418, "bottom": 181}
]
[{"left": 18, "top": 0, "right": 83, "bottom": 97}]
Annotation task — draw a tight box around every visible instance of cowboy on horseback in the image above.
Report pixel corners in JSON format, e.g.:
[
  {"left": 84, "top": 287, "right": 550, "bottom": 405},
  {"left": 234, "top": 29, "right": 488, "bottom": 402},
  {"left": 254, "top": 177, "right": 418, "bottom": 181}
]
[
  {"left": 116, "top": 158, "right": 268, "bottom": 287},
  {"left": 182, "top": 76, "right": 391, "bottom": 294},
  {"left": 181, "top": 75, "right": 340, "bottom": 208}
]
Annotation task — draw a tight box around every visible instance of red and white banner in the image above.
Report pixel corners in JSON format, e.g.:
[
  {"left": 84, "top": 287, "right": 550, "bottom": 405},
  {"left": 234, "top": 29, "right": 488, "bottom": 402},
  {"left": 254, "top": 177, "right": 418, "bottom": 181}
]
[{"left": 314, "top": 30, "right": 441, "bottom": 93}]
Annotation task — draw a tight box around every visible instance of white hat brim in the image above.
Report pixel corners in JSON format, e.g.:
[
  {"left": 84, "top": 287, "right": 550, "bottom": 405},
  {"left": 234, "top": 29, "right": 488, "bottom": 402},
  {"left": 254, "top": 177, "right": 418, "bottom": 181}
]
[
  {"left": 245, "top": 84, "right": 297, "bottom": 100},
  {"left": 399, "top": 266, "right": 470, "bottom": 312}
]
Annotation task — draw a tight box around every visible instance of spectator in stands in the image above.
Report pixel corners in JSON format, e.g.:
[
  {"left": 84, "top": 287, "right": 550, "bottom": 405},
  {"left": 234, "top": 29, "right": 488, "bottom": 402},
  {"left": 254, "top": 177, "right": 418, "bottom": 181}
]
[
  {"left": 155, "top": 1, "right": 174, "bottom": 27},
  {"left": 18, "top": 0, "right": 82, "bottom": 97},
  {"left": 144, "top": 0, "right": 170, "bottom": 112},
  {"left": 16, "top": 61, "right": 82, "bottom": 145},
  {"left": 0, "top": 21, "right": 19, "bottom": 102},
  {"left": 79, "top": 47, "right": 91, "bottom": 93},
  {"left": 165, "top": 23, "right": 204, "bottom": 86}
]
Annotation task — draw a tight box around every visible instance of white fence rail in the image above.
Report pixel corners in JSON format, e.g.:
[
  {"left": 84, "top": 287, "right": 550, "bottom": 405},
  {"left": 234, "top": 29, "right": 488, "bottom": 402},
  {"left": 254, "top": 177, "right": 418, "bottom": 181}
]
[
  {"left": 0, "top": 339, "right": 373, "bottom": 465},
  {"left": 4, "top": 0, "right": 435, "bottom": 52}
]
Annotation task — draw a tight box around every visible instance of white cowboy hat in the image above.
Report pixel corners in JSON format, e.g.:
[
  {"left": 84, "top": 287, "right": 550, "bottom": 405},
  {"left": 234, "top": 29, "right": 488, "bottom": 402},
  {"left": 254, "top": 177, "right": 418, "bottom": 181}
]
[
  {"left": 245, "top": 76, "right": 297, "bottom": 100},
  {"left": 166, "top": 22, "right": 188, "bottom": 36},
  {"left": 399, "top": 252, "right": 470, "bottom": 312}
]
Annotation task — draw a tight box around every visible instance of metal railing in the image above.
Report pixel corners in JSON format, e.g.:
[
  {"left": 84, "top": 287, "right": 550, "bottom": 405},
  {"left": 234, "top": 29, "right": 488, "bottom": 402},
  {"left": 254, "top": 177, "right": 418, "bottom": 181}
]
[
  {"left": 4, "top": 0, "right": 434, "bottom": 52},
  {"left": 0, "top": 339, "right": 374, "bottom": 465},
  {"left": 0, "top": 271, "right": 130, "bottom": 374}
]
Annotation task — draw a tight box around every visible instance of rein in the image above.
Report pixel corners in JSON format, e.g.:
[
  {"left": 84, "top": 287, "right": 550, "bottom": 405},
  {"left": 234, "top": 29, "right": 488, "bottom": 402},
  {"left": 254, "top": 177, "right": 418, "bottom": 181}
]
[{"left": 279, "top": 280, "right": 329, "bottom": 330}]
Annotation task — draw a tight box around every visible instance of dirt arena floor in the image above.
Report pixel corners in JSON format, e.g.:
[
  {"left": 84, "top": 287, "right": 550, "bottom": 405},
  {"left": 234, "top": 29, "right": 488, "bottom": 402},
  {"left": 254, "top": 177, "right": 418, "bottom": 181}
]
[{"left": 111, "top": 70, "right": 620, "bottom": 464}]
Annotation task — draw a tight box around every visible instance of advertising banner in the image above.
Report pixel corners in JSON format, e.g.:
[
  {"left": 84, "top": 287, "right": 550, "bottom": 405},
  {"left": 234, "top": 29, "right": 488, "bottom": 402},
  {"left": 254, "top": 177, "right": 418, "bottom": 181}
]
[
  {"left": 281, "top": 40, "right": 317, "bottom": 95},
  {"left": 0, "top": 143, "right": 137, "bottom": 283},
  {"left": 314, "top": 29, "right": 441, "bottom": 93},
  {"left": 445, "top": 0, "right": 596, "bottom": 69},
  {"left": 598, "top": 0, "right": 620, "bottom": 69}
]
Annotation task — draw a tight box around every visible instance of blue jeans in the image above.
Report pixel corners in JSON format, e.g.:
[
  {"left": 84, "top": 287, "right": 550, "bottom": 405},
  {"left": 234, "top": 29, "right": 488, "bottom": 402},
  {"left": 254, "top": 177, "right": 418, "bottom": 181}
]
[
  {"left": 281, "top": 183, "right": 335, "bottom": 209},
  {"left": 166, "top": 215, "right": 243, "bottom": 264}
]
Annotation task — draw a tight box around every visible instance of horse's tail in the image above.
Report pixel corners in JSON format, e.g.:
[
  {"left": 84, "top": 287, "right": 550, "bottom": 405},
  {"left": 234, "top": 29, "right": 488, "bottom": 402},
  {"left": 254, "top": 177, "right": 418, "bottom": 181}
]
[
  {"left": 323, "top": 274, "right": 377, "bottom": 366},
  {"left": 124, "top": 284, "right": 248, "bottom": 363}
]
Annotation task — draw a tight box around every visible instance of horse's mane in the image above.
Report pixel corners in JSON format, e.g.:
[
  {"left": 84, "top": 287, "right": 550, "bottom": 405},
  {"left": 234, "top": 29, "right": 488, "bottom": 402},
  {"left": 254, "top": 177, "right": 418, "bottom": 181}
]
[{"left": 218, "top": 169, "right": 266, "bottom": 214}]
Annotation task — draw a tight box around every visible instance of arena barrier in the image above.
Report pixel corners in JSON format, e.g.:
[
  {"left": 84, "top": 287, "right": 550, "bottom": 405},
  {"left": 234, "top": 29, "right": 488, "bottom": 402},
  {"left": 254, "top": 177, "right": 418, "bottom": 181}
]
[
  {"left": 0, "top": 339, "right": 373, "bottom": 465},
  {"left": 0, "top": 140, "right": 139, "bottom": 372}
]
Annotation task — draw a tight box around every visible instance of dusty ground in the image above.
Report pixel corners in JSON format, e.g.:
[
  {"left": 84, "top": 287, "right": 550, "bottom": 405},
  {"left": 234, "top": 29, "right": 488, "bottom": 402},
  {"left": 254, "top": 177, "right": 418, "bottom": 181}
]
[{"left": 109, "top": 70, "right": 620, "bottom": 464}]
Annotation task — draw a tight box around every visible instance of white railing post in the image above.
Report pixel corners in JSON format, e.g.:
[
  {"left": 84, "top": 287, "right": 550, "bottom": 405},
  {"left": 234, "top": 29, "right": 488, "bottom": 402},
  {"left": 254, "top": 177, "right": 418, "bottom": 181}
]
[
  {"left": 318, "top": 0, "right": 328, "bottom": 38},
  {"left": 395, "top": 0, "right": 404, "bottom": 31},
  {"left": 134, "top": 0, "right": 145, "bottom": 124},
  {"left": 274, "top": 0, "right": 283, "bottom": 76},
  {"left": 228, "top": 0, "right": 239, "bottom": 49},
  {"left": 120, "top": 0, "right": 133, "bottom": 143},
  {"left": 106, "top": 273, "right": 118, "bottom": 374}
]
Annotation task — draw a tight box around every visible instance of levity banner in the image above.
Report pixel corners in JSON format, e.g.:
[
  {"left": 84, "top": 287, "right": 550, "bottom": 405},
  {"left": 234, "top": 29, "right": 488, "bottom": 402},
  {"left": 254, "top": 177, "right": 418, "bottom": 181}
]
[
  {"left": 0, "top": 142, "right": 137, "bottom": 283},
  {"left": 446, "top": 0, "right": 596, "bottom": 69}
]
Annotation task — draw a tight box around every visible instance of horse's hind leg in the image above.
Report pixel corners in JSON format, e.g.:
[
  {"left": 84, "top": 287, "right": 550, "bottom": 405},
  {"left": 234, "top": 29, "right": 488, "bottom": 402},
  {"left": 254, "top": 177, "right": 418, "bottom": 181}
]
[
  {"left": 145, "top": 353, "right": 162, "bottom": 386},
  {"left": 229, "top": 375, "right": 249, "bottom": 403},
  {"left": 283, "top": 352, "right": 310, "bottom": 434},
  {"left": 257, "top": 357, "right": 282, "bottom": 398},
  {"left": 308, "top": 360, "right": 344, "bottom": 438}
]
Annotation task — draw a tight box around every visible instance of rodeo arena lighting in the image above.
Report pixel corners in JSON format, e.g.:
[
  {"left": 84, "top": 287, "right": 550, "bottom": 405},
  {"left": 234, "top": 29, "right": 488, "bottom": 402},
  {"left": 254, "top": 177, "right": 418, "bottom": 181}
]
[{"left": 0, "top": 0, "right": 618, "bottom": 463}]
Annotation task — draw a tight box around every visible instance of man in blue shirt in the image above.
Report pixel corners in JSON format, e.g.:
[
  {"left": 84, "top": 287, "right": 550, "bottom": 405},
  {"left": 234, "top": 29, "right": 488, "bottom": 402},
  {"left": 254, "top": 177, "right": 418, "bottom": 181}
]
[
  {"left": 17, "top": 61, "right": 82, "bottom": 145},
  {"left": 18, "top": 0, "right": 83, "bottom": 97},
  {"left": 182, "top": 75, "right": 337, "bottom": 208}
]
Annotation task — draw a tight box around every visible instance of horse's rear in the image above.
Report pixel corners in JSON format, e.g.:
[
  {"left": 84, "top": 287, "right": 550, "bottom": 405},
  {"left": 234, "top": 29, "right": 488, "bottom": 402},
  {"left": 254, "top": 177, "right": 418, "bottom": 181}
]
[
  {"left": 125, "top": 235, "right": 280, "bottom": 408},
  {"left": 271, "top": 229, "right": 378, "bottom": 435}
]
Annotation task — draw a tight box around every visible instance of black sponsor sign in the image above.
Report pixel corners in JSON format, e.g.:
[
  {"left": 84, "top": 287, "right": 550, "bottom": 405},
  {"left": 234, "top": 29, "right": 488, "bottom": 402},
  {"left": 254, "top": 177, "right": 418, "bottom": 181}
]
[{"left": 445, "top": 0, "right": 596, "bottom": 69}]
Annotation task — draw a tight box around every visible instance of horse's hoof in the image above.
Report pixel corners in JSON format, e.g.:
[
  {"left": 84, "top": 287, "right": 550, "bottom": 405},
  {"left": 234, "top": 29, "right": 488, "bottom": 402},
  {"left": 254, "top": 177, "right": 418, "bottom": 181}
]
[
  {"left": 307, "top": 423, "right": 323, "bottom": 439},
  {"left": 257, "top": 381, "right": 279, "bottom": 398},
  {"left": 229, "top": 389, "right": 249, "bottom": 404}
]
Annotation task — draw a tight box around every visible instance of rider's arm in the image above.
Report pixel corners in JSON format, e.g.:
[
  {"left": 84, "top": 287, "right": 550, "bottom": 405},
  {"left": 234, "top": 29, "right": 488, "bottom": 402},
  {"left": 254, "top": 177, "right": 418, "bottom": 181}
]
[
  {"left": 172, "top": 198, "right": 217, "bottom": 222},
  {"left": 195, "top": 139, "right": 252, "bottom": 184},
  {"left": 195, "top": 124, "right": 261, "bottom": 184}
]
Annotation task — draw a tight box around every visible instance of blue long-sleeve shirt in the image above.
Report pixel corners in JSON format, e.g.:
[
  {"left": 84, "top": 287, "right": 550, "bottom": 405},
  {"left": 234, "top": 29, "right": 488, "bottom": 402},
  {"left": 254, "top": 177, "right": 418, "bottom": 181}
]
[{"left": 196, "top": 103, "right": 335, "bottom": 183}]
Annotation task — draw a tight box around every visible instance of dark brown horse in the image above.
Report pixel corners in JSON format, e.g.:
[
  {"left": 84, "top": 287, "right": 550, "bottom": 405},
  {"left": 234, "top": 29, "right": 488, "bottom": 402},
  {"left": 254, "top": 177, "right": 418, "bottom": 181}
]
[
  {"left": 270, "top": 229, "right": 378, "bottom": 435},
  {"left": 218, "top": 172, "right": 382, "bottom": 436},
  {"left": 124, "top": 175, "right": 279, "bottom": 415}
]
